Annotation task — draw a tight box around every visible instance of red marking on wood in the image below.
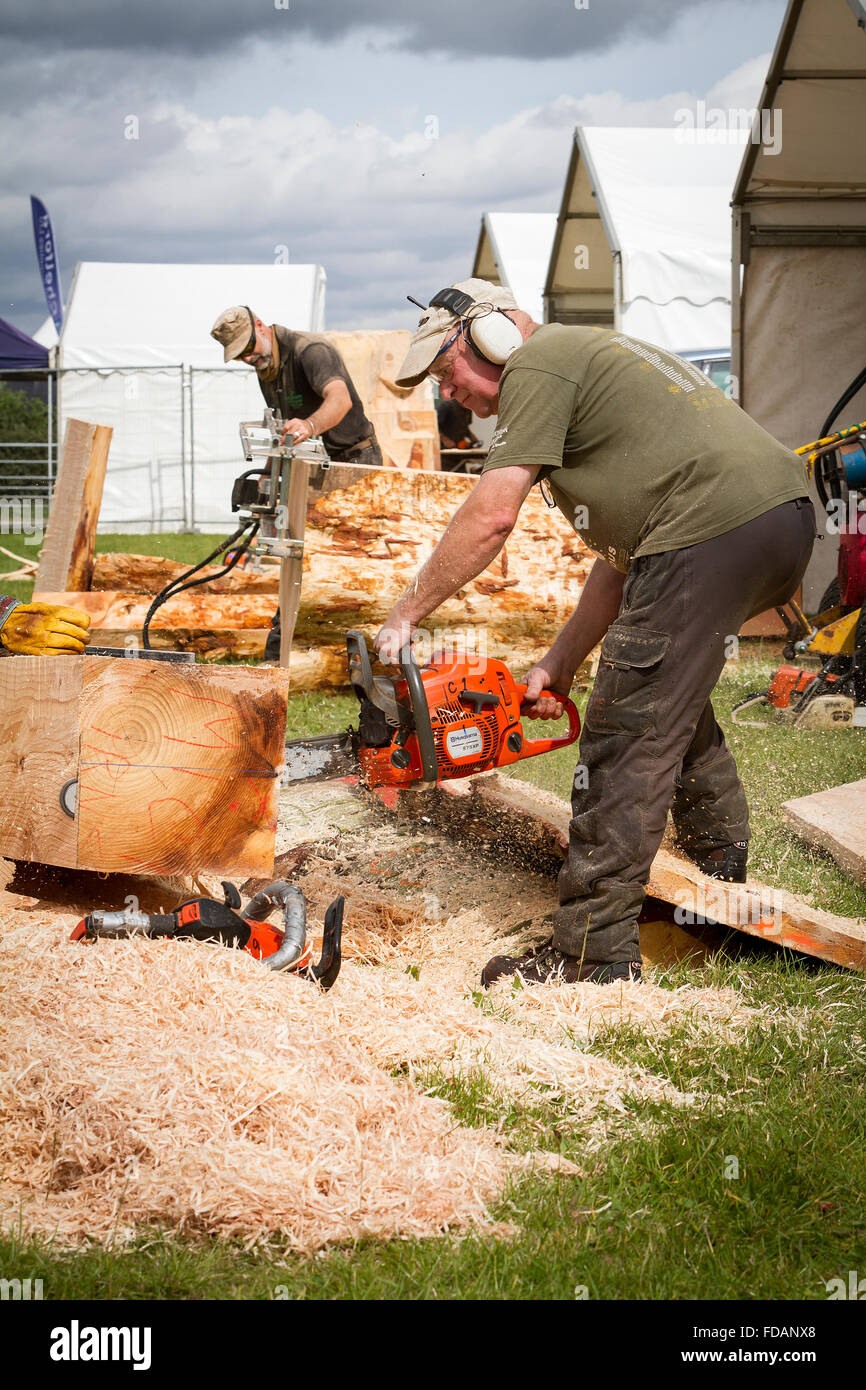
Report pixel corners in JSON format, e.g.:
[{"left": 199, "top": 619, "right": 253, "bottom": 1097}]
[{"left": 147, "top": 797, "right": 204, "bottom": 838}]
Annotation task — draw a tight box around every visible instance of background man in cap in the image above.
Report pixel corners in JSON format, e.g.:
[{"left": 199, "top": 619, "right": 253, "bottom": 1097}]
[
  {"left": 374, "top": 278, "right": 814, "bottom": 988},
  {"left": 211, "top": 306, "right": 381, "bottom": 658}
]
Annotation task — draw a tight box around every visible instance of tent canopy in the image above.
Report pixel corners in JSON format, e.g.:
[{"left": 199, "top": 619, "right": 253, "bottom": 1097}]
[
  {"left": 0, "top": 315, "right": 49, "bottom": 371},
  {"left": 59, "top": 262, "right": 325, "bottom": 369},
  {"left": 471, "top": 213, "right": 557, "bottom": 323},
  {"left": 545, "top": 126, "right": 748, "bottom": 351},
  {"left": 731, "top": 0, "right": 866, "bottom": 605}
]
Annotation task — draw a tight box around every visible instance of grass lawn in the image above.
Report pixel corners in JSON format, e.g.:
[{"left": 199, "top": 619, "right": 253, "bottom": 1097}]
[{"left": 2, "top": 534, "right": 865, "bottom": 1300}]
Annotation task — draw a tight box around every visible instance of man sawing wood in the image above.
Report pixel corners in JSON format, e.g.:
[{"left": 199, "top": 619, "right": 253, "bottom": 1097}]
[{"left": 375, "top": 278, "right": 816, "bottom": 988}]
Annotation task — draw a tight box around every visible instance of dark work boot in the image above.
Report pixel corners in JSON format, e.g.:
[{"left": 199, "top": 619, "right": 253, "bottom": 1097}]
[
  {"left": 481, "top": 938, "right": 642, "bottom": 988},
  {"left": 686, "top": 841, "right": 748, "bottom": 883}
]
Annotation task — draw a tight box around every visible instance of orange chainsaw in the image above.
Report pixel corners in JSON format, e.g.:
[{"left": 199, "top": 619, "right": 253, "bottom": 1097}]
[
  {"left": 71, "top": 881, "right": 344, "bottom": 990},
  {"left": 283, "top": 630, "right": 581, "bottom": 790}
]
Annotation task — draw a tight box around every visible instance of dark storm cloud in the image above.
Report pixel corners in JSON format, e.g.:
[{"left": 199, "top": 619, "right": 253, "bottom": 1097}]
[{"left": 0, "top": 0, "right": 695, "bottom": 61}]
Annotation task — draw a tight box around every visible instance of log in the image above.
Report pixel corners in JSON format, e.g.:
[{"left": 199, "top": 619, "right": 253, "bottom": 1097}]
[
  {"left": 0, "top": 654, "right": 289, "bottom": 876},
  {"left": 91, "top": 552, "right": 278, "bottom": 594},
  {"left": 35, "top": 419, "right": 112, "bottom": 592},
  {"left": 427, "top": 772, "right": 866, "bottom": 972},
  {"left": 782, "top": 778, "right": 866, "bottom": 887},
  {"left": 33, "top": 591, "right": 277, "bottom": 630},
  {"left": 36, "top": 470, "right": 595, "bottom": 684}
]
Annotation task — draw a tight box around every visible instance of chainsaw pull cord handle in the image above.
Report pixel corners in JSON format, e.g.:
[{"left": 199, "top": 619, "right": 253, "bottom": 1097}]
[
  {"left": 513, "top": 685, "right": 581, "bottom": 757},
  {"left": 243, "top": 880, "right": 307, "bottom": 972},
  {"left": 399, "top": 640, "right": 439, "bottom": 785}
]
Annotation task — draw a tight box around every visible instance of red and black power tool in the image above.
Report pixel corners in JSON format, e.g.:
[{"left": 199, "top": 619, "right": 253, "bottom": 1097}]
[
  {"left": 71, "top": 881, "right": 344, "bottom": 990},
  {"left": 282, "top": 630, "right": 581, "bottom": 790}
]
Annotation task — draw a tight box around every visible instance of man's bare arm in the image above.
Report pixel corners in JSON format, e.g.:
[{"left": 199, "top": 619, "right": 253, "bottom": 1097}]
[
  {"left": 375, "top": 463, "right": 539, "bottom": 659},
  {"left": 282, "top": 377, "right": 353, "bottom": 442}
]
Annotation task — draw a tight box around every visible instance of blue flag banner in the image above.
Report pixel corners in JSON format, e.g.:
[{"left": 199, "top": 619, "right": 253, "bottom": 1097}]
[{"left": 30, "top": 195, "right": 64, "bottom": 335}]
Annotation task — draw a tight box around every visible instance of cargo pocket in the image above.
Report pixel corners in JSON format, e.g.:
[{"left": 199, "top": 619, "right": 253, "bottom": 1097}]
[{"left": 585, "top": 625, "right": 671, "bottom": 736}]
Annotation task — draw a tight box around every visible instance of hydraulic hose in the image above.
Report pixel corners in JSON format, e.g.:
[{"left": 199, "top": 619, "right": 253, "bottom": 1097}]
[
  {"left": 141, "top": 519, "right": 260, "bottom": 650},
  {"left": 243, "top": 880, "right": 307, "bottom": 972}
]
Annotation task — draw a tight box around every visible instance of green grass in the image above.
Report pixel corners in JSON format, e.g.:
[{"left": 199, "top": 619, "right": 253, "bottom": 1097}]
[
  {"left": 3, "top": 540, "right": 866, "bottom": 1299},
  {"left": 0, "top": 531, "right": 234, "bottom": 604}
]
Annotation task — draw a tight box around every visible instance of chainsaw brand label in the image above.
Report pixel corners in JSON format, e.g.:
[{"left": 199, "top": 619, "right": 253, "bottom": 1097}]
[{"left": 445, "top": 725, "right": 483, "bottom": 759}]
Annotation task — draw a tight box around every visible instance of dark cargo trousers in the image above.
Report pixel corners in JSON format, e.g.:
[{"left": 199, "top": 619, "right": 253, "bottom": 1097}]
[{"left": 552, "top": 497, "right": 817, "bottom": 965}]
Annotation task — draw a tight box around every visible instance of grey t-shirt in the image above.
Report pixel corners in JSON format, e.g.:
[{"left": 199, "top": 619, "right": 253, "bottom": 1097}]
[{"left": 258, "top": 327, "right": 375, "bottom": 453}]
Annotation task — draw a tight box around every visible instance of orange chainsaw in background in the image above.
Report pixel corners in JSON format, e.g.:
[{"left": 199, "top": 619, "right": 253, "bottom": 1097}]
[{"left": 282, "top": 630, "right": 581, "bottom": 790}]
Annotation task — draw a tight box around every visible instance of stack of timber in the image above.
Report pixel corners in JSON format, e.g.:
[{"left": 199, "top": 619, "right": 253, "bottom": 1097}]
[
  {"left": 36, "top": 469, "right": 595, "bottom": 683},
  {"left": 0, "top": 653, "right": 289, "bottom": 876}
]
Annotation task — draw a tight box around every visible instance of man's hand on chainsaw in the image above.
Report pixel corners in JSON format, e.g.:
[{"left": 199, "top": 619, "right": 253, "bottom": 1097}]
[
  {"left": 522, "top": 656, "right": 574, "bottom": 720},
  {"left": 374, "top": 616, "right": 416, "bottom": 667},
  {"left": 0, "top": 602, "right": 91, "bottom": 656}
]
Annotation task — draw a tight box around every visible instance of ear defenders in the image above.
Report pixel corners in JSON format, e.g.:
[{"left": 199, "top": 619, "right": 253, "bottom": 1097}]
[{"left": 428, "top": 287, "right": 523, "bottom": 366}]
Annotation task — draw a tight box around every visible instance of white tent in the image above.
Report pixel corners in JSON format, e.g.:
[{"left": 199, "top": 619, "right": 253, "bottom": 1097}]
[
  {"left": 57, "top": 262, "right": 326, "bottom": 530},
  {"left": 544, "top": 127, "right": 748, "bottom": 351},
  {"left": 472, "top": 213, "right": 557, "bottom": 324},
  {"left": 731, "top": 0, "right": 866, "bottom": 605}
]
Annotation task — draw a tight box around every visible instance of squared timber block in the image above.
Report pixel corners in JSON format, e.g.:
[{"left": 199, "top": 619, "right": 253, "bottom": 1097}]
[{"left": 0, "top": 654, "right": 290, "bottom": 876}]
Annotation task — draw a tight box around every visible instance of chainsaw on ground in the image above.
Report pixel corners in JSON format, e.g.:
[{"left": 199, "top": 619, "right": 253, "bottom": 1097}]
[
  {"left": 283, "top": 630, "right": 581, "bottom": 790},
  {"left": 71, "top": 881, "right": 344, "bottom": 990}
]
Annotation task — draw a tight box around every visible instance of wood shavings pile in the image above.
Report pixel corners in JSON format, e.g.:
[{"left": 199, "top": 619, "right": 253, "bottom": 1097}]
[
  {"left": 0, "top": 809, "right": 754, "bottom": 1252},
  {"left": 1, "top": 914, "right": 522, "bottom": 1250}
]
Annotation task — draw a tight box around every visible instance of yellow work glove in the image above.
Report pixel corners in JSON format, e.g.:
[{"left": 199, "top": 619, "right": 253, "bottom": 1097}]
[{"left": 0, "top": 602, "right": 91, "bottom": 655}]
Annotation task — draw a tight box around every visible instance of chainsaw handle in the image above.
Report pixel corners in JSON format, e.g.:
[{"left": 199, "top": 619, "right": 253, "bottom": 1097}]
[
  {"left": 514, "top": 684, "right": 581, "bottom": 756},
  {"left": 399, "top": 640, "right": 438, "bottom": 785}
]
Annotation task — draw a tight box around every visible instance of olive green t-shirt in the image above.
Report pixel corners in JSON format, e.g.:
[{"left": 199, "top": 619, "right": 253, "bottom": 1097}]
[{"left": 482, "top": 324, "right": 808, "bottom": 572}]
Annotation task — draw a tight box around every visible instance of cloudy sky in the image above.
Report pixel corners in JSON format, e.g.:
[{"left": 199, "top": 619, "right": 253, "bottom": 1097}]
[{"left": 1, "top": 0, "right": 789, "bottom": 336}]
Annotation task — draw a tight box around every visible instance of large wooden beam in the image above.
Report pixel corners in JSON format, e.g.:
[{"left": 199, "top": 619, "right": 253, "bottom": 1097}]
[
  {"left": 0, "top": 654, "right": 289, "bottom": 876},
  {"left": 35, "top": 419, "right": 112, "bottom": 592},
  {"left": 429, "top": 772, "right": 866, "bottom": 972},
  {"left": 0, "top": 655, "right": 82, "bottom": 868}
]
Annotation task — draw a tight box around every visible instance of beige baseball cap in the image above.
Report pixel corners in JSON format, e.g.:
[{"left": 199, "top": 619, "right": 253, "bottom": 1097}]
[
  {"left": 395, "top": 278, "right": 519, "bottom": 388},
  {"left": 210, "top": 305, "right": 257, "bottom": 362}
]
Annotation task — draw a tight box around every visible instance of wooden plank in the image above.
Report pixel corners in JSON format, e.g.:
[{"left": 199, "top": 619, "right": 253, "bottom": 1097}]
[
  {"left": 76, "top": 657, "right": 290, "bottom": 875},
  {"left": 34, "top": 420, "right": 112, "bottom": 592},
  {"left": 782, "top": 778, "right": 866, "bottom": 887},
  {"left": 432, "top": 771, "right": 866, "bottom": 972},
  {"left": 67, "top": 424, "right": 111, "bottom": 590},
  {"left": 0, "top": 655, "right": 82, "bottom": 868}
]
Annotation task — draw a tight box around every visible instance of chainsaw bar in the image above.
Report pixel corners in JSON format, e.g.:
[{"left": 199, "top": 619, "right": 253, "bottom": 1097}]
[{"left": 282, "top": 730, "right": 360, "bottom": 786}]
